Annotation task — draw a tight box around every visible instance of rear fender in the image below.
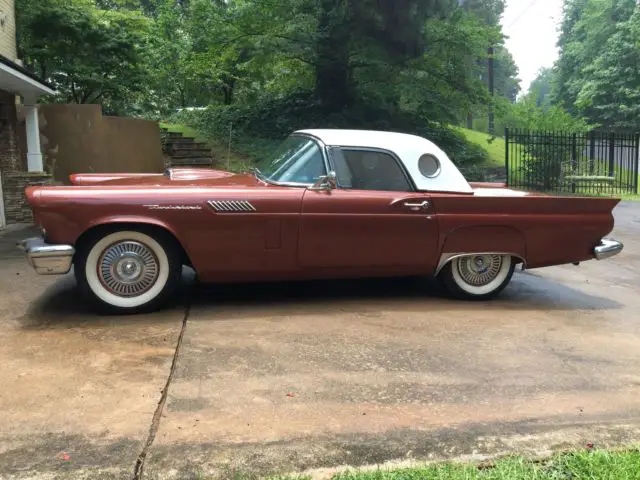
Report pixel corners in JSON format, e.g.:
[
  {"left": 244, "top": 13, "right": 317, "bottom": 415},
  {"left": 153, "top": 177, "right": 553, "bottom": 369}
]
[{"left": 437, "top": 225, "right": 527, "bottom": 274}]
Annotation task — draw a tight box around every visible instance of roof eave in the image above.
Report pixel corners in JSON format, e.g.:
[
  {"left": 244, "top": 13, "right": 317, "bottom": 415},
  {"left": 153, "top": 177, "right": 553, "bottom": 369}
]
[{"left": 0, "top": 55, "right": 56, "bottom": 98}]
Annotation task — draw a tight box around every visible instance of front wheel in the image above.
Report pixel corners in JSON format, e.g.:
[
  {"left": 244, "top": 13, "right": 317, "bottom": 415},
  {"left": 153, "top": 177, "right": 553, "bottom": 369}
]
[
  {"left": 74, "top": 228, "right": 182, "bottom": 313},
  {"left": 439, "top": 254, "right": 516, "bottom": 300}
]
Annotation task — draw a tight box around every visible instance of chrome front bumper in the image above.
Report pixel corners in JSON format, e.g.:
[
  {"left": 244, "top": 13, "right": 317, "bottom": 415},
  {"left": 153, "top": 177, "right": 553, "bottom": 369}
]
[
  {"left": 17, "top": 237, "right": 75, "bottom": 275},
  {"left": 594, "top": 238, "right": 623, "bottom": 260}
]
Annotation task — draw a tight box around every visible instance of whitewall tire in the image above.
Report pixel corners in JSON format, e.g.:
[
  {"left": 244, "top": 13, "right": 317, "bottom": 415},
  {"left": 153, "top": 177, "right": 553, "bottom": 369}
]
[
  {"left": 74, "top": 228, "right": 182, "bottom": 313},
  {"left": 439, "top": 254, "right": 515, "bottom": 300}
]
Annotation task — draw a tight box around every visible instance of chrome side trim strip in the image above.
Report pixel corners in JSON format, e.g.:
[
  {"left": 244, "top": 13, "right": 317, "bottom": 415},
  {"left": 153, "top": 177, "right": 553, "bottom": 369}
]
[
  {"left": 143, "top": 204, "right": 202, "bottom": 210},
  {"left": 435, "top": 252, "right": 526, "bottom": 276},
  {"left": 17, "top": 237, "right": 75, "bottom": 275},
  {"left": 207, "top": 200, "right": 257, "bottom": 213},
  {"left": 593, "top": 238, "right": 623, "bottom": 260}
]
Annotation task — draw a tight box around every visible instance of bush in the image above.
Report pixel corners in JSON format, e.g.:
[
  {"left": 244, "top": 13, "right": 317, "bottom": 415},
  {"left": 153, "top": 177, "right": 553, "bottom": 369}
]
[
  {"left": 501, "top": 97, "right": 594, "bottom": 190},
  {"left": 501, "top": 95, "right": 594, "bottom": 133},
  {"left": 171, "top": 89, "right": 490, "bottom": 167}
]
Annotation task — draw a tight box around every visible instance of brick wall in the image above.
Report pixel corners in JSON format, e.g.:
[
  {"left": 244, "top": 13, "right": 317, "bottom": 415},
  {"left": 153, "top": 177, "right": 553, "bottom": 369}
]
[
  {"left": 2, "top": 172, "right": 54, "bottom": 223},
  {"left": 0, "top": 90, "right": 54, "bottom": 225},
  {"left": 0, "top": 90, "right": 19, "bottom": 173},
  {"left": 0, "top": 0, "right": 17, "bottom": 61}
]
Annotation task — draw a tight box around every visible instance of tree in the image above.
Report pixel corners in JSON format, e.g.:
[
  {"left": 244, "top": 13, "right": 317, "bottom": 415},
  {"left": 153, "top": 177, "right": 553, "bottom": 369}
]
[
  {"left": 461, "top": 0, "right": 505, "bottom": 24},
  {"left": 573, "top": 7, "right": 640, "bottom": 129},
  {"left": 528, "top": 67, "right": 554, "bottom": 108},
  {"left": 551, "top": 0, "right": 638, "bottom": 127},
  {"left": 398, "top": 7, "right": 496, "bottom": 123},
  {"left": 456, "top": 0, "right": 520, "bottom": 129},
  {"left": 16, "top": 0, "right": 152, "bottom": 114},
  {"left": 16, "top": 0, "right": 521, "bottom": 133},
  {"left": 177, "top": 0, "right": 316, "bottom": 107},
  {"left": 313, "top": 0, "right": 460, "bottom": 112}
]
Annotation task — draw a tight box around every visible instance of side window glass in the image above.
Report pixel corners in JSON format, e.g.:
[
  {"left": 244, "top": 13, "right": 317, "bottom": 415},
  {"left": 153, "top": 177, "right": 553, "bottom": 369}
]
[
  {"left": 330, "top": 147, "right": 353, "bottom": 188},
  {"left": 337, "top": 149, "right": 412, "bottom": 192},
  {"left": 278, "top": 141, "right": 326, "bottom": 184}
]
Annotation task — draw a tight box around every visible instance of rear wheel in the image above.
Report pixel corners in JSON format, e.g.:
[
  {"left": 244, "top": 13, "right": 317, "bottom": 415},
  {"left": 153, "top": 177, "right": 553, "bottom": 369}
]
[
  {"left": 439, "top": 254, "right": 515, "bottom": 300},
  {"left": 74, "top": 228, "right": 182, "bottom": 313}
]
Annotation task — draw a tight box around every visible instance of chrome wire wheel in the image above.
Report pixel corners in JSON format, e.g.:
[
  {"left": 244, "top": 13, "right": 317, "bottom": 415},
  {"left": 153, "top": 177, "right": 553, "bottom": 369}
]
[
  {"left": 455, "top": 254, "right": 503, "bottom": 287},
  {"left": 444, "top": 253, "right": 515, "bottom": 299},
  {"left": 81, "top": 230, "right": 173, "bottom": 311},
  {"left": 97, "top": 241, "right": 159, "bottom": 297}
]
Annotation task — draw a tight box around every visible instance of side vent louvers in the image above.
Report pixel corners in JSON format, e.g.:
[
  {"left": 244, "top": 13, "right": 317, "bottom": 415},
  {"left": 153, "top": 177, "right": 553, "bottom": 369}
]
[{"left": 208, "top": 200, "right": 257, "bottom": 213}]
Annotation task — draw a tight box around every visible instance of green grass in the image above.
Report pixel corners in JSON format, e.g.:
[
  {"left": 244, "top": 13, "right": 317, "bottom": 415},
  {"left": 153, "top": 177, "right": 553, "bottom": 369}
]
[
  {"left": 453, "top": 126, "right": 506, "bottom": 167},
  {"left": 159, "top": 122, "right": 208, "bottom": 143},
  {"left": 331, "top": 448, "right": 640, "bottom": 480},
  {"left": 183, "top": 448, "right": 640, "bottom": 479}
]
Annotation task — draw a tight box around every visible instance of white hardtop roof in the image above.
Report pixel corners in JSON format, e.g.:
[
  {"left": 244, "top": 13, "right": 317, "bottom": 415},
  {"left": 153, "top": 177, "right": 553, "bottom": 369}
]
[
  {"left": 295, "top": 128, "right": 473, "bottom": 194},
  {"left": 296, "top": 129, "right": 435, "bottom": 150}
]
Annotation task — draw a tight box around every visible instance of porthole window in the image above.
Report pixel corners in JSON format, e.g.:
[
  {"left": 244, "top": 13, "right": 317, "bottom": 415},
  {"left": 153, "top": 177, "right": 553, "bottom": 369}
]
[{"left": 418, "top": 154, "right": 441, "bottom": 178}]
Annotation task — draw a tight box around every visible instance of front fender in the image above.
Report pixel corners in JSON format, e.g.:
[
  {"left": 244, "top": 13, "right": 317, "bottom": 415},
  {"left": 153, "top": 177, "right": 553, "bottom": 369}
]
[
  {"left": 42, "top": 212, "right": 188, "bottom": 253},
  {"left": 83, "top": 215, "right": 183, "bottom": 241}
]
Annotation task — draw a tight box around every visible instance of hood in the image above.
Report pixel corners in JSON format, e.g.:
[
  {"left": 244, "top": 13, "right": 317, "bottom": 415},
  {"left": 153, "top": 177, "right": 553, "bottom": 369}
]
[
  {"left": 165, "top": 167, "right": 236, "bottom": 181},
  {"left": 95, "top": 167, "right": 261, "bottom": 187}
]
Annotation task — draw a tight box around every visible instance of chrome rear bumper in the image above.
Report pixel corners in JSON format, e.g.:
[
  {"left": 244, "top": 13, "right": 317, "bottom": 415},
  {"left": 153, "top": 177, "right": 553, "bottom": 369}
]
[
  {"left": 594, "top": 238, "right": 623, "bottom": 260},
  {"left": 17, "top": 237, "right": 75, "bottom": 275}
]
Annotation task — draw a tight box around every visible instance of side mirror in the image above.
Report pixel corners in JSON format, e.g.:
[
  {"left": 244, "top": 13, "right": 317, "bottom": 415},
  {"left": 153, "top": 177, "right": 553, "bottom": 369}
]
[{"left": 309, "top": 171, "right": 337, "bottom": 192}]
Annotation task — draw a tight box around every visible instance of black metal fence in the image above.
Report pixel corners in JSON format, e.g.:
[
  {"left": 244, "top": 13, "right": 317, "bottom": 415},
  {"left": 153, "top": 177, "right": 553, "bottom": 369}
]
[{"left": 505, "top": 128, "right": 640, "bottom": 195}]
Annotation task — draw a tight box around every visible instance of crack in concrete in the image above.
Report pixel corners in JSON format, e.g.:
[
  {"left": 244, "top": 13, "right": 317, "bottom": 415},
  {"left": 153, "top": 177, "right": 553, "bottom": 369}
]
[{"left": 132, "top": 296, "right": 192, "bottom": 480}]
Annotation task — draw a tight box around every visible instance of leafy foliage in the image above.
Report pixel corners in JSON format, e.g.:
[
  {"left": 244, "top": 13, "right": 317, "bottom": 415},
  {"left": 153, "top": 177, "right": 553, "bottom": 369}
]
[
  {"left": 551, "top": 0, "right": 640, "bottom": 130},
  {"left": 502, "top": 95, "right": 593, "bottom": 132},
  {"left": 16, "top": 0, "right": 523, "bottom": 165},
  {"left": 16, "top": 0, "right": 152, "bottom": 114},
  {"left": 500, "top": 92, "right": 594, "bottom": 191},
  {"left": 573, "top": 7, "right": 640, "bottom": 129},
  {"left": 528, "top": 67, "right": 554, "bottom": 108},
  {"left": 172, "top": 91, "right": 489, "bottom": 170}
]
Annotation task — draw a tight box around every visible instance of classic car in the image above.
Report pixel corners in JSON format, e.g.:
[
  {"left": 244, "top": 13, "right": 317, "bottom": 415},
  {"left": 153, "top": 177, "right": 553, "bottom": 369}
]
[{"left": 18, "top": 129, "right": 623, "bottom": 313}]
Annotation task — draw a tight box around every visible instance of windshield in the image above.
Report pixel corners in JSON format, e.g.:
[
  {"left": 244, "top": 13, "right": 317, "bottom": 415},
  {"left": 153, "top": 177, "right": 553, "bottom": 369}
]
[{"left": 254, "top": 135, "right": 327, "bottom": 185}]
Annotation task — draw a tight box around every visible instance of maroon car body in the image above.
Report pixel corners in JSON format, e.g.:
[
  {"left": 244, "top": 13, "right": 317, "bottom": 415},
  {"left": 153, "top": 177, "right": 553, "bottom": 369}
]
[{"left": 18, "top": 129, "right": 623, "bottom": 313}]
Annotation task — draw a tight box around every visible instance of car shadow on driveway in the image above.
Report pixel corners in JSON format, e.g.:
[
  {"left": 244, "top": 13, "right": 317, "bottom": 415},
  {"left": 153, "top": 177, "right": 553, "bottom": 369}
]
[
  {"left": 19, "top": 268, "right": 196, "bottom": 329},
  {"left": 188, "top": 270, "right": 622, "bottom": 320},
  {"left": 19, "top": 269, "right": 621, "bottom": 330}
]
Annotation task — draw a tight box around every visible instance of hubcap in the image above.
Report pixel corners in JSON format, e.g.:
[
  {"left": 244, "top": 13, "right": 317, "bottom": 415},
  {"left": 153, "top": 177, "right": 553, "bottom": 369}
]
[
  {"left": 456, "top": 254, "right": 503, "bottom": 286},
  {"left": 98, "top": 241, "right": 159, "bottom": 297}
]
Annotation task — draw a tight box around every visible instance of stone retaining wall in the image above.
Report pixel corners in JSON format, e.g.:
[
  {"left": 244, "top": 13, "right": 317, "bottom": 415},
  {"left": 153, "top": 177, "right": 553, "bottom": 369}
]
[{"left": 2, "top": 172, "right": 55, "bottom": 223}]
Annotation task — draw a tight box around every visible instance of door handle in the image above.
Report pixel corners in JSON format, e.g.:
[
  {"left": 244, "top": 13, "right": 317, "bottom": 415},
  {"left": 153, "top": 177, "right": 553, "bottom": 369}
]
[{"left": 403, "top": 200, "right": 430, "bottom": 212}]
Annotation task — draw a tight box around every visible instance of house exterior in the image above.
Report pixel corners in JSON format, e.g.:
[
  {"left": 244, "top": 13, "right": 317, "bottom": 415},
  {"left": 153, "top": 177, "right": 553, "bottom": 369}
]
[{"left": 0, "top": 0, "right": 55, "bottom": 227}]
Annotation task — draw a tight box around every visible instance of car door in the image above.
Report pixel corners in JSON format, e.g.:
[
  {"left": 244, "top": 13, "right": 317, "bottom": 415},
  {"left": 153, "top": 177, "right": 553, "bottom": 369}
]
[{"left": 298, "top": 146, "right": 440, "bottom": 275}]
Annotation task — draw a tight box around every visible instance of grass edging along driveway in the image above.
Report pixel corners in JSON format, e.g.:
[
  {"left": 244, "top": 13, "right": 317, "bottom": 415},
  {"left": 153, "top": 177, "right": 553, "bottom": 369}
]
[{"left": 300, "top": 447, "right": 640, "bottom": 480}]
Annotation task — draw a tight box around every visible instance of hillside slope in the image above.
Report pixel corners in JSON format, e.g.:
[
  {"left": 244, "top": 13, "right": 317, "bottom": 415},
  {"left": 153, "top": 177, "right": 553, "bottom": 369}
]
[{"left": 452, "top": 127, "right": 505, "bottom": 167}]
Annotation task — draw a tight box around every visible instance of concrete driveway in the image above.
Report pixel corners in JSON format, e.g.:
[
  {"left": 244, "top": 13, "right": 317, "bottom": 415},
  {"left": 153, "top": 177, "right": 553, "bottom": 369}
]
[{"left": 1, "top": 202, "right": 639, "bottom": 479}]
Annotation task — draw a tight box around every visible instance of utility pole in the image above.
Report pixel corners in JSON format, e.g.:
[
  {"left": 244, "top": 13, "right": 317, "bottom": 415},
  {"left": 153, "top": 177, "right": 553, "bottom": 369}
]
[
  {"left": 458, "top": 0, "right": 472, "bottom": 128},
  {"left": 488, "top": 44, "right": 495, "bottom": 134}
]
